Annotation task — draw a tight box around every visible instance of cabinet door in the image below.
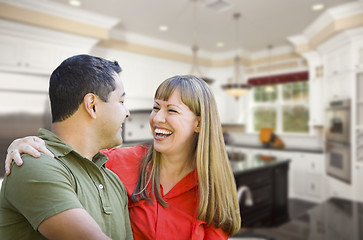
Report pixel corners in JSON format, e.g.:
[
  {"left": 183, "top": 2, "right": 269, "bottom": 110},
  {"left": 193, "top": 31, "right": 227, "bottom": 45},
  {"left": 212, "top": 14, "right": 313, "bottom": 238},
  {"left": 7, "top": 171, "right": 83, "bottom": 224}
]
[
  {"left": 306, "top": 173, "right": 322, "bottom": 198},
  {"left": 309, "top": 77, "right": 323, "bottom": 126},
  {"left": 303, "top": 153, "right": 325, "bottom": 202},
  {"left": 289, "top": 153, "right": 306, "bottom": 198},
  {"left": 273, "top": 163, "right": 289, "bottom": 225},
  {"left": 0, "top": 36, "right": 21, "bottom": 68},
  {"left": 355, "top": 164, "right": 363, "bottom": 202},
  {"left": 22, "top": 41, "right": 54, "bottom": 72}
]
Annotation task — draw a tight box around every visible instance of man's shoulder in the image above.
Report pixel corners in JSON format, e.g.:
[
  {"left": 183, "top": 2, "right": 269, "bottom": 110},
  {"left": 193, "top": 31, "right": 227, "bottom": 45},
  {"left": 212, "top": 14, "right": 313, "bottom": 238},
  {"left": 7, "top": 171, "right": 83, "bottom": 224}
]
[
  {"left": 8, "top": 153, "right": 71, "bottom": 183},
  {"left": 20, "top": 153, "right": 65, "bottom": 170}
]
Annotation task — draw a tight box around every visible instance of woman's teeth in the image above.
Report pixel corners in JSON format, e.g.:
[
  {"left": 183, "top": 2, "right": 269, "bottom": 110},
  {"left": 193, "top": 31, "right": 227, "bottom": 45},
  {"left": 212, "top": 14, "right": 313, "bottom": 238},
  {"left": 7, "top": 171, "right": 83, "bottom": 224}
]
[{"left": 155, "top": 128, "right": 172, "bottom": 136}]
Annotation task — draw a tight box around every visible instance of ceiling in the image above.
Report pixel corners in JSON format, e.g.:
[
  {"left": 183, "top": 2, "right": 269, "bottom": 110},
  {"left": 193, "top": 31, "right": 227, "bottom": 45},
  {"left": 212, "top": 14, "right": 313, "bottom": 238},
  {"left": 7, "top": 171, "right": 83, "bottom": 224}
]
[{"left": 50, "top": 0, "right": 356, "bottom": 53}]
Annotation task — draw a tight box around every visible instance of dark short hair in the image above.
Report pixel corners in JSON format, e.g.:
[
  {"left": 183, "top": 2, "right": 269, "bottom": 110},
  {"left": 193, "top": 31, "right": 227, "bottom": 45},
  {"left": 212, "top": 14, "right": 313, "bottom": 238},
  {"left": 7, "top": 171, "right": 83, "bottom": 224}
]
[{"left": 49, "top": 54, "right": 122, "bottom": 122}]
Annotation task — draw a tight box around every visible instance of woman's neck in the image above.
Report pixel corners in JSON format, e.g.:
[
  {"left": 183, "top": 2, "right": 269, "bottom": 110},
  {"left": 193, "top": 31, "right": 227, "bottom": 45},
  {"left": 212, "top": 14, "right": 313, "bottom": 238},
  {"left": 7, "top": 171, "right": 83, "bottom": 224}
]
[{"left": 159, "top": 153, "right": 196, "bottom": 195}]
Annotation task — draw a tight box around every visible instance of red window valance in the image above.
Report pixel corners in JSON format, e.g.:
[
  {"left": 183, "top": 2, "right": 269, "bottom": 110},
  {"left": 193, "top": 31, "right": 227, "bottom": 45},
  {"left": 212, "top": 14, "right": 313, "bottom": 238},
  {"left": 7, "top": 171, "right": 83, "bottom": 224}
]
[{"left": 247, "top": 71, "right": 309, "bottom": 86}]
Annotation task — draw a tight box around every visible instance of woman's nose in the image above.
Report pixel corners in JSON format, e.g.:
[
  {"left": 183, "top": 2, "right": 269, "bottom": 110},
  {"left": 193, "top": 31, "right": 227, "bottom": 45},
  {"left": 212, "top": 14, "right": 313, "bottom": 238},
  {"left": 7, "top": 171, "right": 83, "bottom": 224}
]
[{"left": 153, "top": 109, "right": 166, "bottom": 123}]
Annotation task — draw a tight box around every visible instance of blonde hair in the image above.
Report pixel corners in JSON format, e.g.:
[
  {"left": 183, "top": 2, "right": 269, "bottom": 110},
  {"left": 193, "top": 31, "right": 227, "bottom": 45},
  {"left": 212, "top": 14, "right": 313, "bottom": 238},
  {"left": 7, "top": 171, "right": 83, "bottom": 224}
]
[{"left": 132, "top": 75, "right": 241, "bottom": 235}]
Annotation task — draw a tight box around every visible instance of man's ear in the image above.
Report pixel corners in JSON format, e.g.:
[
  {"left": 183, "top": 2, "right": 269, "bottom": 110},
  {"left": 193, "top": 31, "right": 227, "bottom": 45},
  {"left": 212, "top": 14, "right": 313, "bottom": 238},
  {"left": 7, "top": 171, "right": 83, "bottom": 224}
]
[
  {"left": 194, "top": 117, "right": 201, "bottom": 133},
  {"left": 83, "top": 93, "right": 97, "bottom": 119}
]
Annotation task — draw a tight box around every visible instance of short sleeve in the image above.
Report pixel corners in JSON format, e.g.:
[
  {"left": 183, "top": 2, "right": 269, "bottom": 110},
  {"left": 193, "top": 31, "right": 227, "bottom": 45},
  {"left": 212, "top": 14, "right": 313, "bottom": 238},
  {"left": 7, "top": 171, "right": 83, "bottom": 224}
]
[{"left": 2, "top": 154, "right": 83, "bottom": 230}]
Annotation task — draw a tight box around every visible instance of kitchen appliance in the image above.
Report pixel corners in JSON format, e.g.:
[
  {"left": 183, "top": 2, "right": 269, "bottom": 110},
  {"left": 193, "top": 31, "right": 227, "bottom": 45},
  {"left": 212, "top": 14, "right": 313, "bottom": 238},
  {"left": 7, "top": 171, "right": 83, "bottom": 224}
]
[
  {"left": 325, "top": 99, "right": 351, "bottom": 183},
  {"left": 326, "top": 142, "right": 351, "bottom": 183},
  {"left": 325, "top": 99, "right": 350, "bottom": 143}
]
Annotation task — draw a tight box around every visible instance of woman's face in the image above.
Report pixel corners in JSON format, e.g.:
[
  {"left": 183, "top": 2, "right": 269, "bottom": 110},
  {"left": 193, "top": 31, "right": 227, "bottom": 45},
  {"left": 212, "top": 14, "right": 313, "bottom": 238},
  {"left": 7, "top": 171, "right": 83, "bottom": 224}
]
[{"left": 149, "top": 89, "right": 200, "bottom": 157}]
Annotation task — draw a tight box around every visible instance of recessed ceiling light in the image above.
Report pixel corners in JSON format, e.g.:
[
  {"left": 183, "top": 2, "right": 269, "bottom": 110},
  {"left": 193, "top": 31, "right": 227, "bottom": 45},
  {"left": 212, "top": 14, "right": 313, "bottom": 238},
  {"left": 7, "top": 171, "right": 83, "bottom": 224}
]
[
  {"left": 69, "top": 0, "right": 81, "bottom": 7},
  {"left": 158, "top": 25, "right": 168, "bottom": 32},
  {"left": 216, "top": 42, "right": 224, "bottom": 48},
  {"left": 312, "top": 3, "right": 324, "bottom": 11}
]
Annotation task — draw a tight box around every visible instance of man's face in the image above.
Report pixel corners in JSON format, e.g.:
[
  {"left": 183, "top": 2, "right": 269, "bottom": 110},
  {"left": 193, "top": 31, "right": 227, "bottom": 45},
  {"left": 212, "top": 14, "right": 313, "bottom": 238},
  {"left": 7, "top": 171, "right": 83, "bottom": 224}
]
[{"left": 97, "top": 73, "right": 129, "bottom": 148}]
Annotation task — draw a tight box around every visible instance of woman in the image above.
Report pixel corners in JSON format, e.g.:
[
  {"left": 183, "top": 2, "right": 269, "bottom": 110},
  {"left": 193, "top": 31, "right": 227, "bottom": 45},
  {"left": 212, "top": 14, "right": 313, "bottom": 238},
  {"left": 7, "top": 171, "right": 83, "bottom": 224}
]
[{"left": 5, "top": 75, "right": 241, "bottom": 239}]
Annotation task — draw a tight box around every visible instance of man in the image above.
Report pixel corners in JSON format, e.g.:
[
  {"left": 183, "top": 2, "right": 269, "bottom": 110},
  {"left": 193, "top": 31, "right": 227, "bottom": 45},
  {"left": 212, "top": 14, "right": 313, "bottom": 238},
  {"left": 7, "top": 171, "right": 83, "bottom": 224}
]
[{"left": 0, "top": 55, "right": 133, "bottom": 239}]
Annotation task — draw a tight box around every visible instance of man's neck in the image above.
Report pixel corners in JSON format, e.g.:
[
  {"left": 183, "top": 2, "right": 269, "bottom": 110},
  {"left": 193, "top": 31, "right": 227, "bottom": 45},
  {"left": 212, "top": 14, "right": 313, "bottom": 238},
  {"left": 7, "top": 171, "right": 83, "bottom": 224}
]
[{"left": 52, "top": 121, "right": 100, "bottom": 160}]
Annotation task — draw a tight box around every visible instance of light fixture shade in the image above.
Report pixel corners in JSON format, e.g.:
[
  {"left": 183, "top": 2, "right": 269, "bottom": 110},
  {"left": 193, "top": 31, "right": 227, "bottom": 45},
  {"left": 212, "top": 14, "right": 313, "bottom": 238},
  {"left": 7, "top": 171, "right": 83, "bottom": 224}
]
[{"left": 222, "top": 83, "right": 251, "bottom": 99}]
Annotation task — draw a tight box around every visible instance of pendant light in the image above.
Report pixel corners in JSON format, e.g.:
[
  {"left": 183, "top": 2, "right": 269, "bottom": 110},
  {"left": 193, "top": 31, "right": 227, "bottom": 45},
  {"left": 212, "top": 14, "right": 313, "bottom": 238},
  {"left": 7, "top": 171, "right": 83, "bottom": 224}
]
[
  {"left": 222, "top": 13, "right": 251, "bottom": 100},
  {"left": 189, "top": 0, "right": 214, "bottom": 85}
]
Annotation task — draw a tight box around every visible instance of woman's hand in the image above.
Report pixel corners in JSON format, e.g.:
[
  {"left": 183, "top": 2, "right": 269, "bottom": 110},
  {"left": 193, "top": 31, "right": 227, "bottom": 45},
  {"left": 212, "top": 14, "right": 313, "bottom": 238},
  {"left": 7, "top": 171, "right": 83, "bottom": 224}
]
[{"left": 5, "top": 136, "right": 54, "bottom": 175}]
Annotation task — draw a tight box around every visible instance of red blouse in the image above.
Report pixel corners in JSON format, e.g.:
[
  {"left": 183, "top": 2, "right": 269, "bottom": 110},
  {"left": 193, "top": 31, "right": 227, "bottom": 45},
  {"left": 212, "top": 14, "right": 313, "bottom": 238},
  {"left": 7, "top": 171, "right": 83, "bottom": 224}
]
[{"left": 102, "top": 145, "right": 228, "bottom": 240}]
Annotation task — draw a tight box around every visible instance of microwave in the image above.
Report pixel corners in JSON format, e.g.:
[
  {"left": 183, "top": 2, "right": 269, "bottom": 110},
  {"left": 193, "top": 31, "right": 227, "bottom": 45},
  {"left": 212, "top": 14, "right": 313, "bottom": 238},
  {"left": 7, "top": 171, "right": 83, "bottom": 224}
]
[{"left": 325, "top": 99, "right": 350, "bottom": 144}]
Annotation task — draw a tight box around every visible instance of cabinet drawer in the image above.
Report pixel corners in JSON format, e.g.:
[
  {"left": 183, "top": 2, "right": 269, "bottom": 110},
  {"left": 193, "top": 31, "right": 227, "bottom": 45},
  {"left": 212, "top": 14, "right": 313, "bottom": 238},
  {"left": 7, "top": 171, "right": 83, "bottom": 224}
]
[
  {"left": 306, "top": 157, "right": 324, "bottom": 174},
  {"left": 240, "top": 185, "right": 272, "bottom": 213},
  {"left": 236, "top": 169, "right": 272, "bottom": 189},
  {"left": 306, "top": 174, "right": 323, "bottom": 198},
  {"left": 241, "top": 205, "right": 272, "bottom": 227}
]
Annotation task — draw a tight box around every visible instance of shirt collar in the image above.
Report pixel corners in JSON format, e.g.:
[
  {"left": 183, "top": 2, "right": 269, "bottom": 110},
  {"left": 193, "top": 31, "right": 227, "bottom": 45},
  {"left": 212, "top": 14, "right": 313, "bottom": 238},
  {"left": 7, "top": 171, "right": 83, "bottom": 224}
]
[
  {"left": 163, "top": 168, "right": 198, "bottom": 199},
  {"left": 37, "top": 128, "right": 108, "bottom": 168}
]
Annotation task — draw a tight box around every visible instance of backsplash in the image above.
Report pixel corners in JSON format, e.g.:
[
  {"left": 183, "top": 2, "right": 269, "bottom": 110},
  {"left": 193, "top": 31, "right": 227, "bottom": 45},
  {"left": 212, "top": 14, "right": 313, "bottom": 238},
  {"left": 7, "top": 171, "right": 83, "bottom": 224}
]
[
  {"left": 123, "top": 110, "right": 153, "bottom": 143},
  {"left": 227, "top": 132, "right": 324, "bottom": 151}
]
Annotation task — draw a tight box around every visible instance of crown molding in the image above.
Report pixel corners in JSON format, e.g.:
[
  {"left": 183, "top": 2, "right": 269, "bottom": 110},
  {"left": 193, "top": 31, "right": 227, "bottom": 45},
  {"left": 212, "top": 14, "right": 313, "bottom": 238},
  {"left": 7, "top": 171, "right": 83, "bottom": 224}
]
[
  {"left": 0, "top": 0, "right": 120, "bottom": 29},
  {"left": 304, "top": 1, "right": 363, "bottom": 39},
  {"left": 0, "top": 19, "right": 99, "bottom": 50},
  {"left": 317, "top": 26, "right": 363, "bottom": 53}
]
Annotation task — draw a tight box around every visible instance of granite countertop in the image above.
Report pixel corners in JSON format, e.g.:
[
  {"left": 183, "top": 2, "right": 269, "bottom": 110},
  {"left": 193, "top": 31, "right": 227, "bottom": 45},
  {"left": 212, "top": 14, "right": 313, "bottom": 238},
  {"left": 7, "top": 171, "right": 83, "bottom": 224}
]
[
  {"left": 232, "top": 197, "right": 363, "bottom": 240},
  {"left": 229, "top": 154, "right": 290, "bottom": 175},
  {"left": 228, "top": 143, "right": 324, "bottom": 154}
]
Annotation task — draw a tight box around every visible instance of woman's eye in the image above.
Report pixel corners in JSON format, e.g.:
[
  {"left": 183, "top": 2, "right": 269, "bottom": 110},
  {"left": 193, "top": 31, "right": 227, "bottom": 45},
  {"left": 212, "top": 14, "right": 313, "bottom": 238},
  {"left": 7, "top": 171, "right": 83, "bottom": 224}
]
[
  {"left": 168, "top": 109, "right": 178, "bottom": 113},
  {"left": 153, "top": 106, "right": 160, "bottom": 111}
]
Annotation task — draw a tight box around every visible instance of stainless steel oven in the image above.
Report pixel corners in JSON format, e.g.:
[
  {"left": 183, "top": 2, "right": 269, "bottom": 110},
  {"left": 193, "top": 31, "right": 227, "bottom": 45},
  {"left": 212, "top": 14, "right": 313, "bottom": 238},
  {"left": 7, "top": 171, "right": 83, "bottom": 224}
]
[
  {"left": 325, "top": 99, "right": 351, "bottom": 183},
  {"left": 325, "top": 99, "right": 350, "bottom": 143},
  {"left": 326, "top": 142, "right": 351, "bottom": 183}
]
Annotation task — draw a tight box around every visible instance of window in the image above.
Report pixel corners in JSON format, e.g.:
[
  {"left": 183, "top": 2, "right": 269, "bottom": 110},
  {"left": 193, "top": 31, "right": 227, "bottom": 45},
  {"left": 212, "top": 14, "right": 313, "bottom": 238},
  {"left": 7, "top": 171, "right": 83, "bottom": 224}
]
[{"left": 252, "top": 81, "right": 309, "bottom": 134}]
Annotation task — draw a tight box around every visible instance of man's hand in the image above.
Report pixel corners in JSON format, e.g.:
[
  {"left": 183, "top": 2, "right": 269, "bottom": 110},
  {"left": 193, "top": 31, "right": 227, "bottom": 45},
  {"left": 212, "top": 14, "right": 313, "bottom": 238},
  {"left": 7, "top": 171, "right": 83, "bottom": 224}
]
[{"left": 5, "top": 136, "right": 54, "bottom": 175}]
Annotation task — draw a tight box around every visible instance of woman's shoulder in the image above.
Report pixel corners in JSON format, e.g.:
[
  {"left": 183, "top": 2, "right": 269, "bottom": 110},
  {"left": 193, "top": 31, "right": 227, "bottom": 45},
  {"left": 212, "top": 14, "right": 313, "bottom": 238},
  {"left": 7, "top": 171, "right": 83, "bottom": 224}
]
[
  {"left": 102, "top": 144, "right": 149, "bottom": 177},
  {"left": 102, "top": 144, "right": 149, "bottom": 164}
]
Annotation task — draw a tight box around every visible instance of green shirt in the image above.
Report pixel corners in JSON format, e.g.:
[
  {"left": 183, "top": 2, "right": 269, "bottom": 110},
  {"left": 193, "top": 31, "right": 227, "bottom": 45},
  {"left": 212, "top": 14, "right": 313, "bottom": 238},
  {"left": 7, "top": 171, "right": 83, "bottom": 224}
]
[{"left": 0, "top": 128, "right": 133, "bottom": 240}]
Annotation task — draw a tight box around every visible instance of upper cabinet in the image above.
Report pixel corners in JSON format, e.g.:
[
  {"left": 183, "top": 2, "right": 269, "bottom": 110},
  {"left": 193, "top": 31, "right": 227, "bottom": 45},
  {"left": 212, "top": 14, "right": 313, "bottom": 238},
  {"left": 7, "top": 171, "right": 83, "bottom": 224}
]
[
  {"left": 324, "top": 45, "right": 352, "bottom": 77},
  {"left": 0, "top": 36, "right": 55, "bottom": 74}
]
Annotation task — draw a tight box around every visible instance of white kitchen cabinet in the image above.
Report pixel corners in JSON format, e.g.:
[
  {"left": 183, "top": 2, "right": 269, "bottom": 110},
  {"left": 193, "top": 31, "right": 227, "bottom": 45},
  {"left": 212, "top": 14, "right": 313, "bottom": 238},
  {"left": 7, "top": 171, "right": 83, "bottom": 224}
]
[
  {"left": 289, "top": 152, "right": 325, "bottom": 203},
  {"left": 0, "top": 35, "right": 91, "bottom": 75},
  {"left": 324, "top": 71, "right": 354, "bottom": 100},
  {"left": 0, "top": 35, "right": 55, "bottom": 74},
  {"left": 354, "top": 164, "right": 363, "bottom": 202},
  {"left": 227, "top": 147, "right": 326, "bottom": 202},
  {"left": 309, "top": 77, "right": 324, "bottom": 126},
  {"left": 324, "top": 44, "right": 352, "bottom": 77}
]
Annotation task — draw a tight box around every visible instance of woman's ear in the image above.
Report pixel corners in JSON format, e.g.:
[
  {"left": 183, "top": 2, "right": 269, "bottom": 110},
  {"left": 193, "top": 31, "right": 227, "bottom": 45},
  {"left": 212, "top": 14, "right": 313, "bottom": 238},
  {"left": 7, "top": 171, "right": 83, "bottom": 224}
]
[
  {"left": 83, "top": 93, "right": 97, "bottom": 119},
  {"left": 194, "top": 117, "right": 201, "bottom": 133}
]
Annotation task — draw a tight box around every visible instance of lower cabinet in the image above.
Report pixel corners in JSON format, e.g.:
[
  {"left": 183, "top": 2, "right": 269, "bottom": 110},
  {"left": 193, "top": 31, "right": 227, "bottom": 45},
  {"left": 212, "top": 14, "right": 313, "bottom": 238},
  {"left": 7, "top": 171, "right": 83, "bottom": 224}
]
[
  {"left": 289, "top": 153, "right": 325, "bottom": 202},
  {"left": 235, "top": 162, "right": 289, "bottom": 227}
]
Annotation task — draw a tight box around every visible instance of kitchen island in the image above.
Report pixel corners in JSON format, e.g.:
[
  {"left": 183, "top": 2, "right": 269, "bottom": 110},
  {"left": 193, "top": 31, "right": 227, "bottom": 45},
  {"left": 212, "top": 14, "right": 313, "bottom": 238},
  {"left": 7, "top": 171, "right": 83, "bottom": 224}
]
[
  {"left": 231, "top": 197, "right": 363, "bottom": 240},
  {"left": 229, "top": 153, "right": 290, "bottom": 227}
]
